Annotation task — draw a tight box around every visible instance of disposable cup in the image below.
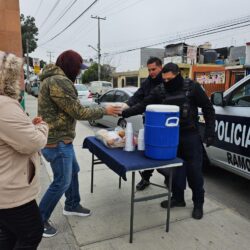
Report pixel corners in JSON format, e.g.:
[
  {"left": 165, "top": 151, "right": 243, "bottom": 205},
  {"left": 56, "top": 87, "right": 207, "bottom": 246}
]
[{"left": 138, "top": 128, "right": 144, "bottom": 140}]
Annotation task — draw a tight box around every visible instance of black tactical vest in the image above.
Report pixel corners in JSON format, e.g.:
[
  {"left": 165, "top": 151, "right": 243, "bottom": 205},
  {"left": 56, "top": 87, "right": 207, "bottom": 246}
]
[{"left": 159, "top": 79, "right": 198, "bottom": 131}]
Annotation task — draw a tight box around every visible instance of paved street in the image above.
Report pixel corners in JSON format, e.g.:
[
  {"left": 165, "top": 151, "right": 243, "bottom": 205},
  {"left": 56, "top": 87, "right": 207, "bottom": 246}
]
[{"left": 24, "top": 94, "right": 250, "bottom": 250}]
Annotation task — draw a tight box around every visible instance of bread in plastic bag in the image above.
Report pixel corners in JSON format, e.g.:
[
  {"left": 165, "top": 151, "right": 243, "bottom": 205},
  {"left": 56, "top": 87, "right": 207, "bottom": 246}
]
[{"left": 95, "top": 128, "right": 125, "bottom": 148}]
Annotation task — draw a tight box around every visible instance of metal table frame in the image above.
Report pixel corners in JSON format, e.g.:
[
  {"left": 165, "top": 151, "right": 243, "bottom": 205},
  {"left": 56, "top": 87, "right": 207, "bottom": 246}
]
[{"left": 90, "top": 153, "right": 182, "bottom": 243}]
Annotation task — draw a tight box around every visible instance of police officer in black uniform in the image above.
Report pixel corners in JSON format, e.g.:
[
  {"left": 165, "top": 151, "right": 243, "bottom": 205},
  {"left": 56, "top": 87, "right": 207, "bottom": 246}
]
[
  {"left": 122, "top": 63, "right": 215, "bottom": 219},
  {"left": 123, "top": 57, "right": 164, "bottom": 191}
]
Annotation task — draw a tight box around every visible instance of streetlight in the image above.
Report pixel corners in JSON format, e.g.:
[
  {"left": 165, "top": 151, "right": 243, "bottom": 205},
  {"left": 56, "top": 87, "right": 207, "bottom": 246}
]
[{"left": 88, "top": 44, "right": 98, "bottom": 52}]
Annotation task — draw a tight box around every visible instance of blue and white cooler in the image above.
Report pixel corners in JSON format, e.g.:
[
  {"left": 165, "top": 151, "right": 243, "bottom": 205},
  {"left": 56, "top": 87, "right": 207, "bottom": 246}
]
[{"left": 144, "top": 105, "right": 180, "bottom": 160}]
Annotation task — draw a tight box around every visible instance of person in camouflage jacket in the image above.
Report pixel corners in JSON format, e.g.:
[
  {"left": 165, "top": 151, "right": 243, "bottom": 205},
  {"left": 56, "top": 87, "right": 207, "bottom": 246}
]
[{"left": 38, "top": 50, "right": 120, "bottom": 237}]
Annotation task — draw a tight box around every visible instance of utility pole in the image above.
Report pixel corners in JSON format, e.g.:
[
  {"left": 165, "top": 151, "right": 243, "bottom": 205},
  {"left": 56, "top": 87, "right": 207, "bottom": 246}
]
[
  {"left": 26, "top": 37, "right": 30, "bottom": 83},
  {"left": 91, "top": 15, "right": 106, "bottom": 81},
  {"left": 47, "top": 51, "right": 54, "bottom": 63}
]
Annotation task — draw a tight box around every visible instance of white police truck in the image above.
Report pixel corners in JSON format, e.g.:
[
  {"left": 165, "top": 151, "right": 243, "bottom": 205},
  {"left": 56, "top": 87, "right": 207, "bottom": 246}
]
[{"left": 200, "top": 74, "right": 250, "bottom": 180}]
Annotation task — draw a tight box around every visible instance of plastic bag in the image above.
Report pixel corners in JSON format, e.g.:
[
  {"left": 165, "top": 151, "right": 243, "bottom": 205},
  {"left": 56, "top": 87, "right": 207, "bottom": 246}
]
[{"left": 95, "top": 127, "right": 125, "bottom": 148}]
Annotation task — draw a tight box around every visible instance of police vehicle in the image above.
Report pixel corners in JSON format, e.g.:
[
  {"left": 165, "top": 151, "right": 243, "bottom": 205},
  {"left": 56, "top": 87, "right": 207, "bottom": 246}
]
[{"left": 200, "top": 74, "right": 250, "bottom": 180}]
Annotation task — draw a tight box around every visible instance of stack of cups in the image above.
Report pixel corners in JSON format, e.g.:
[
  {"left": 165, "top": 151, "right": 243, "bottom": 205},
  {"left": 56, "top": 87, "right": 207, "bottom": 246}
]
[
  {"left": 137, "top": 128, "right": 145, "bottom": 151},
  {"left": 124, "top": 122, "right": 135, "bottom": 151}
]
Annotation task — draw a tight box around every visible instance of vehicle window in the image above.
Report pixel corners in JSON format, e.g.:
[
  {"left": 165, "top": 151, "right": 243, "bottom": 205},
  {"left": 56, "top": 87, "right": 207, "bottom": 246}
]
[
  {"left": 228, "top": 80, "right": 250, "bottom": 107},
  {"left": 32, "top": 81, "right": 39, "bottom": 87},
  {"left": 75, "top": 84, "right": 87, "bottom": 91},
  {"left": 114, "top": 91, "right": 129, "bottom": 102},
  {"left": 102, "top": 82, "right": 112, "bottom": 87},
  {"left": 99, "top": 90, "right": 115, "bottom": 102}
]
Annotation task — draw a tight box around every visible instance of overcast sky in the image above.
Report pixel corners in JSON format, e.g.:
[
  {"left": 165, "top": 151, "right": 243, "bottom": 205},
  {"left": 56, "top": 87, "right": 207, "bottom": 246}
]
[{"left": 20, "top": 0, "right": 250, "bottom": 71}]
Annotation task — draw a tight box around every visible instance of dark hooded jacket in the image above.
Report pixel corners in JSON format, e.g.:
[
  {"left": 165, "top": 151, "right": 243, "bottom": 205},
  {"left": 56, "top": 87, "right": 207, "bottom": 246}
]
[
  {"left": 127, "top": 73, "right": 162, "bottom": 106},
  {"left": 123, "top": 74, "right": 215, "bottom": 138}
]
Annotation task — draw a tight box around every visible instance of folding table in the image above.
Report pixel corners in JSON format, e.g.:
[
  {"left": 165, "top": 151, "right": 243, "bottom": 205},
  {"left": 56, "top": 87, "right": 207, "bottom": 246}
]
[{"left": 83, "top": 136, "right": 183, "bottom": 243}]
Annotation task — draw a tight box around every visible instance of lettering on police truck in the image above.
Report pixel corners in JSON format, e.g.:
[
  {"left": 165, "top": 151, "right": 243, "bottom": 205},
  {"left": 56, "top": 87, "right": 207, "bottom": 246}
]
[
  {"left": 215, "top": 120, "right": 250, "bottom": 148},
  {"left": 227, "top": 152, "right": 250, "bottom": 173},
  {"left": 213, "top": 115, "right": 250, "bottom": 158}
]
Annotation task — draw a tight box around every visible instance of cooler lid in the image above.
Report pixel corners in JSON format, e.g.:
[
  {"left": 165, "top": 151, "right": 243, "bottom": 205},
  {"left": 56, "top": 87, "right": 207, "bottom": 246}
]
[{"left": 146, "top": 104, "right": 179, "bottom": 112}]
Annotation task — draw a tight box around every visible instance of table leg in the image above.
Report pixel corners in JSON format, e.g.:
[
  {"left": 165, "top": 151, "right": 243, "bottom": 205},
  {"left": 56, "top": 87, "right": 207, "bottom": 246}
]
[
  {"left": 130, "top": 171, "right": 135, "bottom": 243},
  {"left": 166, "top": 168, "right": 173, "bottom": 232},
  {"left": 119, "top": 176, "right": 122, "bottom": 189},
  {"left": 91, "top": 153, "right": 94, "bottom": 193}
]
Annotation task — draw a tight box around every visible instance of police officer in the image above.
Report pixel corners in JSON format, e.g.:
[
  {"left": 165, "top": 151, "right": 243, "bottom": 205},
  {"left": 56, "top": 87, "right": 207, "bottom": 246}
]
[
  {"left": 122, "top": 57, "right": 164, "bottom": 191},
  {"left": 122, "top": 63, "right": 215, "bottom": 219}
]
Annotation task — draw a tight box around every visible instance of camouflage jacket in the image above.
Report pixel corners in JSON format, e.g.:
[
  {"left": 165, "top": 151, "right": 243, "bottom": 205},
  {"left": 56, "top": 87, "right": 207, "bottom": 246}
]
[{"left": 38, "top": 64, "right": 105, "bottom": 144}]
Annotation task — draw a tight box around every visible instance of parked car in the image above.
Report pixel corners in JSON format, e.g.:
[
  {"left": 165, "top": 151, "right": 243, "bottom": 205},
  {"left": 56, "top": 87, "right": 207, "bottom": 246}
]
[
  {"left": 199, "top": 74, "right": 250, "bottom": 180},
  {"left": 89, "top": 81, "right": 113, "bottom": 96},
  {"left": 74, "top": 84, "right": 93, "bottom": 106},
  {"left": 89, "top": 87, "right": 144, "bottom": 133},
  {"left": 25, "top": 75, "right": 40, "bottom": 97}
]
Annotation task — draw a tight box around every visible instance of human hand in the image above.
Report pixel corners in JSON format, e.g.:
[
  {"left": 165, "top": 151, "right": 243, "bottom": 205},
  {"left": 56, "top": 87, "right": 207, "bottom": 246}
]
[
  {"left": 32, "top": 116, "right": 43, "bottom": 125},
  {"left": 105, "top": 105, "right": 122, "bottom": 116},
  {"left": 204, "top": 136, "right": 214, "bottom": 147},
  {"left": 121, "top": 103, "right": 129, "bottom": 111}
]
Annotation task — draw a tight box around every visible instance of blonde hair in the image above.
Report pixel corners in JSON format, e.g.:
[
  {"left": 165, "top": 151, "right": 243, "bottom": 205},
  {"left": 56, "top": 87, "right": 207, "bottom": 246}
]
[{"left": 0, "top": 51, "right": 23, "bottom": 99}]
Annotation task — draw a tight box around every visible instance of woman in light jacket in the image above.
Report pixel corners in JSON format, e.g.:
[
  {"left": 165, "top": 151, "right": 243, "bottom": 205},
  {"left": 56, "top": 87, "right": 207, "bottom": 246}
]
[{"left": 0, "top": 51, "right": 48, "bottom": 250}]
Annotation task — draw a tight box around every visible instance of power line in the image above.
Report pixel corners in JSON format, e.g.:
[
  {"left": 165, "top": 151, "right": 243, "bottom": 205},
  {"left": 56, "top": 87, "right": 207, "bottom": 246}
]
[
  {"left": 39, "top": 0, "right": 61, "bottom": 30},
  {"left": 58, "top": 0, "right": 143, "bottom": 48},
  {"left": 106, "top": 0, "right": 146, "bottom": 16},
  {"left": 40, "top": 0, "right": 79, "bottom": 36},
  {"left": 38, "top": 0, "right": 99, "bottom": 47},
  {"left": 104, "top": 16, "right": 250, "bottom": 56},
  {"left": 34, "top": 0, "right": 44, "bottom": 17}
]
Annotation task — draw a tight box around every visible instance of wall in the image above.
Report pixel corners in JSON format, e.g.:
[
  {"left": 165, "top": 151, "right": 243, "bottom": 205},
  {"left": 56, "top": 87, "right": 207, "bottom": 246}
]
[
  {"left": 0, "top": 0, "right": 22, "bottom": 56},
  {"left": 0, "top": 0, "right": 23, "bottom": 91}
]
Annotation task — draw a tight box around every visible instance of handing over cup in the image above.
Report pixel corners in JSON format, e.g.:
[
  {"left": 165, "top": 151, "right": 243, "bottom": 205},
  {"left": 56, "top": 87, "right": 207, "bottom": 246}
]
[{"left": 104, "top": 103, "right": 123, "bottom": 116}]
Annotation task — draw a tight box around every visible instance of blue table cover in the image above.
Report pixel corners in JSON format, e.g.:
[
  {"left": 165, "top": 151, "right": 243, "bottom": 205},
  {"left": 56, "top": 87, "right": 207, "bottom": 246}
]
[{"left": 83, "top": 136, "right": 183, "bottom": 181}]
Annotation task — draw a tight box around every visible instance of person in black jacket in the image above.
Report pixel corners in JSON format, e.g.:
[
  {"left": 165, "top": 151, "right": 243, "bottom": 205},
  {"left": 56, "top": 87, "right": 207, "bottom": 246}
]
[
  {"left": 122, "top": 63, "right": 215, "bottom": 220},
  {"left": 122, "top": 57, "right": 163, "bottom": 191}
]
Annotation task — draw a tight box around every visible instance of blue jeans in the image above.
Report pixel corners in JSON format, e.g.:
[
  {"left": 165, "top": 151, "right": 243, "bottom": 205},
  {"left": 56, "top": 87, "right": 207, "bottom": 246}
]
[
  {"left": 39, "top": 142, "right": 81, "bottom": 222},
  {"left": 173, "top": 132, "right": 204, "bottom": 206}
]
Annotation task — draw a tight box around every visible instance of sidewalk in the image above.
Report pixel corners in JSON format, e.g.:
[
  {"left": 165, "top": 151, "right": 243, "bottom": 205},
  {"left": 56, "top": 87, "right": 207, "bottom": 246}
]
[{"left": 26, "top": 95, "right": 250, "bottom": 250}]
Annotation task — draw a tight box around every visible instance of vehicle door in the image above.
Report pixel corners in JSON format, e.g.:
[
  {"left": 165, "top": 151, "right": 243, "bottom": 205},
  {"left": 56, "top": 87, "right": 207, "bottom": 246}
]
[
  {"left": 97, "top": 90, "right": 116, "bottom": 127},
  {"left": 206, "top": 79, "right": 250, "bottom": 179}
]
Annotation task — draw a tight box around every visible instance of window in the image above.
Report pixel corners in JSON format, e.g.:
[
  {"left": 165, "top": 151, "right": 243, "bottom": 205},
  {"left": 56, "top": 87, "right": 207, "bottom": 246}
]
[
  {"left": 114, "top": 91, "right": 129, "bottom": 102},
  {"left": 99, "top": 90, "right": 115, "bottom": 102},
  {"left": 75, "top": 84, "right": 87, "bottom": 91},
  {"left": 228, "top": 80, "right": 250, "bottom": 107},
  {"left": 102, "top": 82, "right": 112, "bottom": 87}
]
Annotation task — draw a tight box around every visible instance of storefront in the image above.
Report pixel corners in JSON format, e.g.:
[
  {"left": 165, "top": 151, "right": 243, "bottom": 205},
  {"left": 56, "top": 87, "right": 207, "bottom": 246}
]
[{"left": 191, "top": 64, "right": 226, "bottom": 97}]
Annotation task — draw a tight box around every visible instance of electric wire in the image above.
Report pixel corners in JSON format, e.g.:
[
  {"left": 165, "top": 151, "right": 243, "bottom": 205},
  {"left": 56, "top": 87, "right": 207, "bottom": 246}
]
[
  {"left": 40, "top": 0, "right": 79, "bottom": 36},
  {"left": 39, "top": 0, "right": 61, "bottom": 30},
  {"left": 38, "top": 0, "right": 99, "bottom": 47},
  {"left": 33, "top": 0, "right": 44, "bottom": 17},
  {"left": 104, "top": 17, "right": 250, "bottom": 56}
]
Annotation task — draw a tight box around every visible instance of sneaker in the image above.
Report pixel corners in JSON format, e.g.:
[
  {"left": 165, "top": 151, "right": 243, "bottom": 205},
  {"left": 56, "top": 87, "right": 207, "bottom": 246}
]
[
  {"left": 63, "top": 204, "right": 91, "bottom": 217},
  {"left": 160, "top": 198, "right": 186, "bottom": 209},
  {"left": 43, "top": 221, "right": 57, "bottom": 238},
  {"left": 192, "top": 206, "right": 203, "bottom": 220},
  {"left": 136, "top": 179, "right": 150, "bottom": 191}
]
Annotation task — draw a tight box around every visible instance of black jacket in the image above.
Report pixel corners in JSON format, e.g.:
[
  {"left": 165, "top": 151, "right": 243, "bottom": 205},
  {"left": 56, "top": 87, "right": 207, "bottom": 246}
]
[
  {"left": 123, "top": 74, "right": 215, "bottom": 139},
  {"left": 127, "top": 73, "right": 162, "bottom": 106}
]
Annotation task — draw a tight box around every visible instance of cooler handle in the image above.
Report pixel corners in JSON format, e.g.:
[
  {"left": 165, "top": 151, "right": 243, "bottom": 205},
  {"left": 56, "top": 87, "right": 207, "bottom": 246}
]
[{"left": 165, "top": 117, "right": 179, "bottom": 127}]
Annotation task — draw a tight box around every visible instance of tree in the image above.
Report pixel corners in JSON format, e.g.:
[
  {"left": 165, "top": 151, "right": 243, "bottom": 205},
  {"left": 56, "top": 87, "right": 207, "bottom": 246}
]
[
  {"left": 20, "top": 14, "right": 39, "bottom": 55},
  {"left": 82, "top": 63, "right": 114, "bottom": 83}
]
